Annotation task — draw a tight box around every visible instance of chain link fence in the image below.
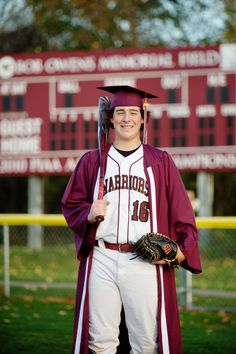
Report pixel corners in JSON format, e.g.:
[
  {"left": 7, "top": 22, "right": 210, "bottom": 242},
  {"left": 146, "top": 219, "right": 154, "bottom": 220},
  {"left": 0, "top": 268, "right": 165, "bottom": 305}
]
[{"left": 0, "top": 216, "right": 236, "bottom": 312}]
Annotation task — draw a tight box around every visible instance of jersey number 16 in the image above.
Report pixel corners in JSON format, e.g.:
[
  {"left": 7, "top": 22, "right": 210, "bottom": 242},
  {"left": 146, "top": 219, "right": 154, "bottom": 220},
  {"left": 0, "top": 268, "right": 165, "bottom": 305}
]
[{"left": 131, "top": 200, "right": 149, "bottom": 222}]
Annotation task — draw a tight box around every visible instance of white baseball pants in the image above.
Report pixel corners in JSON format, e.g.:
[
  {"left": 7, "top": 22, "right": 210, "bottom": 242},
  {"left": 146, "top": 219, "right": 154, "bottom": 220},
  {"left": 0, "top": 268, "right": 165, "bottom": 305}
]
[{"left": 88, "top": 246, "right": 158, "bottom": 354}]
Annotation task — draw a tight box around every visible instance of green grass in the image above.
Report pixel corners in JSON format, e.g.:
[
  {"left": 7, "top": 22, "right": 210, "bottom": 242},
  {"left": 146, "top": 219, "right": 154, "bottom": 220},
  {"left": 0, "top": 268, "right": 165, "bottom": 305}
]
[
  {"left": 0, "top": 296, "right": 236, "bottom": 354},
  {"left": 0, "top": 229, "right": 235, "bottom": 352},
  {"left": 1, "top": 244, "right": 78, "bottom": 283},
  {"left": 1, "top": 245, "right": 236, "bottom": 288},
  {"left": 0, "top": 296, "right": 74, "bottom": 354},
  {"left": 192, "top": 257, "right": 236, "bottom": 291},
  {"left": 0, "top": 244, "right": 236, "bottom": 309},
  {"left": 181, "top": 310, "right": 236, "bottom": 354},
  {"left": 192, "top": 295, "right": 236, "bottom": 309}
]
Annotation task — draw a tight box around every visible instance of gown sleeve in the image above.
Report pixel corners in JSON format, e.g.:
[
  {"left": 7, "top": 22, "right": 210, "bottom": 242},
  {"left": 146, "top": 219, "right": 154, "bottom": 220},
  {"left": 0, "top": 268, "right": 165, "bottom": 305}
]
[
  {"left": 61, "top": 151, "right": 99, "bottom": 258},
  {"left": 163, "top": 151, "right": 202, "bottom": 274}
]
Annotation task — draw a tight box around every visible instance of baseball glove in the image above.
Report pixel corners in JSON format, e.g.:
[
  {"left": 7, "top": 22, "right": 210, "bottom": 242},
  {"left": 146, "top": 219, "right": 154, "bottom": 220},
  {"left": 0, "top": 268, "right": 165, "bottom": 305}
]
[{"left": 132, "top": 232, "right": 179, "bottom": 268}]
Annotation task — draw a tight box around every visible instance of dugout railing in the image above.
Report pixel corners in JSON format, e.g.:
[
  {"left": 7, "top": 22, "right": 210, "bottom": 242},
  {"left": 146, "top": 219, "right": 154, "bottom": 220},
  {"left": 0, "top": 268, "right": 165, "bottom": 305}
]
[{"left": 0, "top": 214, "right": 236, "bottom": 312}]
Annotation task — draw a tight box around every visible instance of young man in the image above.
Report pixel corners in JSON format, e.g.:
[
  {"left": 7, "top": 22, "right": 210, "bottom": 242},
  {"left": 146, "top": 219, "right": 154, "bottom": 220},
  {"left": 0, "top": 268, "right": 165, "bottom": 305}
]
[{"left": 61, "top": 86, "right": 202, "bottom": 354}]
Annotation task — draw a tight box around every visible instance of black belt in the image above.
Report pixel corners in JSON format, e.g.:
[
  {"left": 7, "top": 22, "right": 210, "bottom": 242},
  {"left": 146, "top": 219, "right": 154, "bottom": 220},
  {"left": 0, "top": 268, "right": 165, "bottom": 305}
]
[{"left": 95, "top": 240, "right": 134, "bottom": 253}]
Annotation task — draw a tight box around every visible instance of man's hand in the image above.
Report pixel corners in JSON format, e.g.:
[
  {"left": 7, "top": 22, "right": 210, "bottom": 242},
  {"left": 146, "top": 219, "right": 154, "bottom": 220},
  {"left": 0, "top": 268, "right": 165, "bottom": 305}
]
[
  {"left": 152, "top": 246, "right": 185, "bottom": 266},
  {"left": 87, "top": 199, "right": 110, "bottom": 223}
]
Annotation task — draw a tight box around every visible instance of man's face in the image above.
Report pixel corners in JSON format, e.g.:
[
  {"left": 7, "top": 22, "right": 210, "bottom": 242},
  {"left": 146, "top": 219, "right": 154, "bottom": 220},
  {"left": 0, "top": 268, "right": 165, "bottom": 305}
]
[{"left": 111, "top": 106, "right": 143, "bottom": 144}]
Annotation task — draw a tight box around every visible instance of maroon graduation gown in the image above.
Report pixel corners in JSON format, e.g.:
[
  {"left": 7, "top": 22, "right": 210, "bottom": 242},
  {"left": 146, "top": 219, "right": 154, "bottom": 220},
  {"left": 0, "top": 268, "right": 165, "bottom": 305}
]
[{"left": 61, "top": 144, "right": 202, "bottom": 354}]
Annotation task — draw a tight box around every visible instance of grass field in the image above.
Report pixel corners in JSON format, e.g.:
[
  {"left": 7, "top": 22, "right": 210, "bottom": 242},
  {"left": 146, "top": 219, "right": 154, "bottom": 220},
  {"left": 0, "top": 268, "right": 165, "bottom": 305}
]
[
  {"left": 1, "top": 240, "right": 236, "bottom": 353},
  {"left": 0, "top": 295, "right": 73, "bottom": 354},
  {"left": 0, "top": 244, "right": 236, "bottom": 309},
  {"left": 1, "top": 245, "right": 236, "bottom": 288},
  {"left": 0, "top": 295, "right": 236, "bottom": 354}
]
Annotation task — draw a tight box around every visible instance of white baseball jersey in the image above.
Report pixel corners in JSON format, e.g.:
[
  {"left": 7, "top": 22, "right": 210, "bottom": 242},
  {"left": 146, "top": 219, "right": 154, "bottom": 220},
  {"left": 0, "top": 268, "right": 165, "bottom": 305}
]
[{"left": 95, "top": 145, "right": 151, "bottom": 243}]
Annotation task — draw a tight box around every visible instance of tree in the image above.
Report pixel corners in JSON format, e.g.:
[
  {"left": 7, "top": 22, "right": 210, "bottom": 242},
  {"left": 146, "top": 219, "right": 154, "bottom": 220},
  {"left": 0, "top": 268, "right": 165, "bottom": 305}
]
[
  {"left": 0, "top": 0, "right": 229, "bottom": 53},
  {"left": 224, "top": 0, "right": 236, "bottom": 42},
  {"left": 0, "top": 0, "right": 46, "bottom": 53},
  {"left": 0, "top": 0, "right": 31, "bottom": 32}
]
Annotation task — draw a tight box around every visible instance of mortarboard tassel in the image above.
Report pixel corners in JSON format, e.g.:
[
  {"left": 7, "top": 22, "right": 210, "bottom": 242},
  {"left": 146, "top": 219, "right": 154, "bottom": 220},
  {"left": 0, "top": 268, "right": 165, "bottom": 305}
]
[{"left": 143, "top": 97, "right": 149, "bottom": 144}]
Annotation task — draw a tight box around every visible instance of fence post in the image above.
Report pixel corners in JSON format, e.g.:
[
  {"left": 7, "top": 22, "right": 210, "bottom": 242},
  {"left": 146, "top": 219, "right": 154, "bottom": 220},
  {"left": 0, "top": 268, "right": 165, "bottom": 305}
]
[
  {"left": 27, "top": 176, "right": 44, "bottom": 250},
  {"left": 179, "top": 268, "right": 192, "bottom": 309},
  {"left": 3, "top": 225, "right": 10, "bottom": 297}
]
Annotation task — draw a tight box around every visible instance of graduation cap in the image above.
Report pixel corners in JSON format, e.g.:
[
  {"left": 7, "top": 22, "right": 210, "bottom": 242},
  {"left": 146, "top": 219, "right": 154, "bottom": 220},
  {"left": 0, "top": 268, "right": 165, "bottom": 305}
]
[
  {"left": 97, "top": 85, "right": 158, "bottom": 144},
  {"left": 97, "top": 85, "right": 157, "bottom": 108}
]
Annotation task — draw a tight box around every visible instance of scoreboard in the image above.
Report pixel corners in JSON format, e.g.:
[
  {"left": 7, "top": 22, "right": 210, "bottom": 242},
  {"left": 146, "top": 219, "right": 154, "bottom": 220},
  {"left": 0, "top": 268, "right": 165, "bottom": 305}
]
[{"left": 0, "top": 43, "right": 236, "bottom": 176}]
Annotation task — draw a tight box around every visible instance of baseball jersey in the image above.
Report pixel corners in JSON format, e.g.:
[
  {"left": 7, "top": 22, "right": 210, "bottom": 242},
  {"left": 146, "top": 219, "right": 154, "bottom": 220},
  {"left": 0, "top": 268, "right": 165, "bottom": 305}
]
[{"left": 95, "top": 144, "right": 151, "bottom": 244}]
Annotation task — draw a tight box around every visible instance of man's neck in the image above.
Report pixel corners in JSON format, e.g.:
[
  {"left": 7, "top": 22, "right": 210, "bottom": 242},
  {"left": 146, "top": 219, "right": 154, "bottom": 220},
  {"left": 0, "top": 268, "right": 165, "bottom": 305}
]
[
  {"left": 113, "top": 139, "right": 142, "bottom": 151},
  {"left": 113, "top": 145, "right": 141, "bottom": 157}
]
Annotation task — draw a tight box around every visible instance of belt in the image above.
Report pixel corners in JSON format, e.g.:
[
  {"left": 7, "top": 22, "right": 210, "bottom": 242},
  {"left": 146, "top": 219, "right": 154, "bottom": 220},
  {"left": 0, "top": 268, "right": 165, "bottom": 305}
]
[{"left": 95, "top": 240, "right": 134, "bottom": 253}]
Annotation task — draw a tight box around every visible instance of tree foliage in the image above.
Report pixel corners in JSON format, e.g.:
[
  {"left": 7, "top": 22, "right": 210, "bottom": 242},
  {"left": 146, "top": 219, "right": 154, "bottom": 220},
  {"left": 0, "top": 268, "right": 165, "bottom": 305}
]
[
  {"left": 0, "top": 0, "right": 46, "bottom": 53},
  {"left": 0, "top": 0, "right": 233, "bottom": 53},
  {"left": 224, "top": 0, "right": 236, "bottom": 42}
]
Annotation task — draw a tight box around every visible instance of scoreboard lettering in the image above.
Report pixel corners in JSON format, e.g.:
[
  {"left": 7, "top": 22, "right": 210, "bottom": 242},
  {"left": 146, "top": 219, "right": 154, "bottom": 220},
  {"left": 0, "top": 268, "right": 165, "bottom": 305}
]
[{"left": 0, "top": 44, "right": 236, "bottom": 176}]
